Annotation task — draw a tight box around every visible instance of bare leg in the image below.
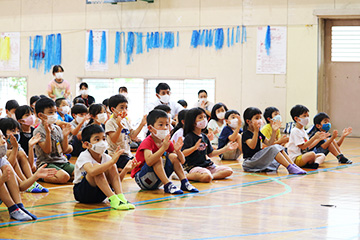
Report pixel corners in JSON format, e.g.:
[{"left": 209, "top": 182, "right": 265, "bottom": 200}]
[
  {"left": 105, "top": 165, "right": 123, "bottom": 195},
  {"left": 186, "top": 170, "right": 213, "bottom": 183},
  {"left": 4, "top": 166, "right": 22, "bottom": 204},
  {"left": 168, "top": 153, "right": 185, "bottom": 180},
  {"left": 280, "top": 150, "right": 295, "bottom": 164},
  {"left": 43, "top": 169, "right": 70, "bottom": 184},
  {"left": 212, "top": 169, "right": 233, "bottom": 180},
  {"left": 151, "top": 158, "right": 171, "bottom": 185},
  {"left": 328, "top": 142, "right": 341, "bottom": 157},
  {"left": 0, "top": 166, "right": 16, "bottom": 207},
  {"left": 17, "top": 151, "right": 33, "bottom": 178},
  {"left": 236, "top": 134, "right": 242, "bottom": 152},
  {"left": 296, "top": 152, "right": 316, "bottom": 166}
]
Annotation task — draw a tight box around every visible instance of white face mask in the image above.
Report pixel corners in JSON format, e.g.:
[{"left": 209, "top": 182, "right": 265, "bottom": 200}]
[
  {"left": 96, "top": 113, "right": 107, "bottom": 124},
  {"left": 152, "top": 127, "right": 169, "bottom": 140},
  {"left": 91, "top": 140, "right": 108, "bottom": 154},
  {"left": 55, "top": 72, "right": 63, "bottom": 79},
  {"left": 298, "top": 117, "right": 309, "bottom": 127},
  {"left": 199, "top": 98, "right": 207, "bottom": 103},
  {"left": 0, "top": 143, "right": 7, "bottom": 158},
  {"left": 159, "top": 94, "right": 170, "bottom": 104},
  {"left": 196, "top": 118, "right": 208, "bottom": 129},
  {"left": 46, "top": 113, "right": 58, "bottom": 125},
  {"left": 229, "top": 118, "right": 239, "bottom": 129},
  {"left": 120, "top": 93, "right": 128, "bottom": 98},
  {"left": 80, "top": 90, "right": 89, "bottom": 96},
  {"left": 272, "top": 115, "right": 282, "bottom": 122},
  {"left": 60, "top": 106, "right": 70, "bottom": 115},
  {"left": 216, "top": 112, "right": 225, "bottom": 120},
  {"left": 75, "top": 115, "right": 87, "bottom": 124}
]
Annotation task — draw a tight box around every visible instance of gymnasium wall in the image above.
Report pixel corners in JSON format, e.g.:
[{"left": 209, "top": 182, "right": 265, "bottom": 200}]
[{"left": 0, "top": 0, "right": 359, "bottom": 122}]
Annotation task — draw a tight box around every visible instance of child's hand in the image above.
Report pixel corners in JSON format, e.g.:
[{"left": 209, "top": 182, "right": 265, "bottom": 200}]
[
  {"left": 0, "top": 165, "right": 11, "bottom": 183},
  {"left": 194, "top": 139, "right": 202, "bottom": 149},
  {"left": 253, "top": 120, "right": 260, "bottom": 132},
  {"left": 315, "top": 132, "right": 330, "bottom": 140},
  {"left": 227, "top": 142, "right": 238, "bottom": 151},
  {"left": 173, "top": 137, "right": 184, "bottom": 152},
  {"left": 58, "top": 121, "right": 71, "bottom": 129},
  {"left": 34, "top": 164, "right": 57, "bottom": 179},
  {"left": 112, "top": 146, "right": 125, "bottom": 164},
  {"left": 29, "top": 133, "right": 41, "bottom": 147},
  {"left": 280, "top": 135, "right": 289, "bottom": 144},
  {"left": 141, "top": 114, "right": 147, "bottom": 126},
  {"left": 332, "top": 130, "right": 338, "bottom": 139},
  {"left": 39, "top": 114, "right": 51, "bottom": 133},
  {"left": 9, "top": 134, "right": 18, "bottom": 149},
  {"left": 343, "top": 127, "right": 352, "bottom": 137},
  {"left": 62, "top": 124, "right": 72, "bottom": 137},
  {"left": 236, "top": 115, "right": 242, "bottom": 127},
  {"left": 207, "top": 131, "right": 215, "bottom": 141},
  {"left": 162, "top": 134, "right": 171, "bottom": 150},
  {"left": 213, "top": 128, "right": 220, "bottom": 135},
  {"left": 270, "top": 119, "right": 281, "bottom": 132},
  {"left": 124, "top": 158, "right": 141, "bottom": 171},
  {"left": 82, "top": 114, "right": 91, "bottom": 124}
]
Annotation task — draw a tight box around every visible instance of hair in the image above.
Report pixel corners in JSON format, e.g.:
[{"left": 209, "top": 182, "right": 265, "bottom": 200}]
[
  {"left": 71, "top": 104, "right": 88, "bottom": 115},
  {"left": 52, "top": 65, "right": 64, "bottom": 74},
  {"left": 15, "top": 105, "right": 33, "bottom": 120},
  {"left": 102, "top": 98, "right": 109, "bottom": 107},
  {"left": 154, "top": 104, "right": 171, "bottom": 113},
  {"left": 35, "top": 98, "right": 56, "bottom": 114},
  {"left": 183, "top": 107, "right": 206, "bottom": 136},
  {"left": 290, "top": 104, "right": 309, "bottom": 121},
  {"left": 263, "top": 107, "right": 279, "bottom": 123},
  {"left": 171, "top": 109, "right": 188, "bottom": 137},
  {"left": 79, "top": 82, "right": 88, "bottom": 89},
  {"left": 73, "top": 97, "right": 85, "bottom": 105},
  {"left": 225, "top": 110, "right": 240, "bottom": 120},
  {"left": 210, "top": 103, "right": 228, "bottom": 121},
  {"left": 87, "top": 104, "right": 105, "bottom": 125},
  {"left": 5, "top": 100, "right": 19, "bottom": 111},
  {"left": 198, "top": 89, "right": 207, "bottom": 96},
  {"left": 81, "top": 124, "right": 104, "bottom": 143},
  {"left": 55, "top": 98, "right": 67, "bottom": 108},
  {"left": 147, "top": 109, "right": 168, "bottom": 127},
  {"left": 314, "top": 112, "right": 330, "bottom": 126},
  {"left": 177, "top": 100, "right": 187, "bottom": 108},
  {"left": 39, "top": 94, "right": 48, "bottom": 99},
  {"left": 118, "top": 86, "right": 127, "bottom": 93},
  {"left": 243, "top": 107, "right": 262, "bottom": 131},
  {"left": 29, "top": 96, "right": 40, "bottom": 106},
  {"left": 108, "top": 94, "right": 128, "bottom": 112},
  {"left": 0, "top": 118, "right": 21, "bottom": 136},
  {"left": 155, "top": 83, "right": 170, "bottom": 94}
]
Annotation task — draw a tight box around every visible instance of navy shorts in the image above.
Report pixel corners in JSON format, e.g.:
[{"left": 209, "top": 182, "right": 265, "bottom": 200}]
[
  {"left": 73, "top": 175, "right": 107, "bottom": 203},
  {"left": 134, "top": 156, "right": 174, "bottom": 190},
  {"left": 116, "top": 155, "right": 133, "bottom": 169},
  {"left": 313, "top": 146, "right": 330, "bottom": 156}
]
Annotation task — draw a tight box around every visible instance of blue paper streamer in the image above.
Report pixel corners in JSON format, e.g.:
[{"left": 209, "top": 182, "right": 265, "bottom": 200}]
[
  {"left": 99, "top": 31, "right": 106, "bottom": 64},
  {"left": 227, "top": 28, "right": 230, "bottom": 47},
  {"left": 200, "top": 30, "right": 205, "bottom": 46},
  {"left": 265, "top": 25, "right": 271, "bottom": 55},
  {"left": 115, "top": 31, "right": 120, "bottom": 64},
  {"left": 177, "top": 31, "right": 179, "bottom": 47},
  {"left": 164, "top": 32, "right": 175, "bottom": 49},
  {"left": 136, "top": 32, "right": 143, "bottom": 54},
  {"left": 55, "top": 33, "right": 61, "bottom": 65},
  {"left": 32, "top": 35, "right": 43, "bottom": 70},
  {"left": 236, "top": 26, "right": 240, "bottom": 43},
  {"left": 209, "top": 29, "right": 213, "bottom": 47},
  {"left": 153, "top": 32, "right": 160, "bottom": 48},
  {"left": 214, "top": 28, "right": 224, "bottom": 50},
  {"left": 191, "top": 30, "right": 200, "bottom": 48},
  {"left": 29, "top": 36, "right": 32, "bottom": 68},
  {"left": 241, "top": 25, "right": 247, "bottom": 44},
  {"left": 44, "top": 34, "right": 54, "bottom": 73},
  {"left": 160, "top": 32, "right": 163, "bottom": 47},
  {"left": 126, "top": 32, "right": 134, "bottom": 65},
  {"left": 87, "top": 30, "right": 94, "bottom": 64},
  {"left": 231, "top": 27, "right": 234, "bottom": 46}
]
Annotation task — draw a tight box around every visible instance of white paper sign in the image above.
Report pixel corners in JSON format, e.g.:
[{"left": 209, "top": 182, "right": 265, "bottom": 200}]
[
  {"left": 0, "top": 32, "right": 20, "bottom": 71},
  {"left": 85, "top": 30, "right": 108, "bottom": 71},
  {"left": 256, "top": 26, "right": 287, "bottom": 74}
]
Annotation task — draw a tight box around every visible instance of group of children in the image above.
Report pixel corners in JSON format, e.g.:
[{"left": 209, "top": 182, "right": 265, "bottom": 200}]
[{"left": 0, "top": 81, "right": 353, "bottom": 222}]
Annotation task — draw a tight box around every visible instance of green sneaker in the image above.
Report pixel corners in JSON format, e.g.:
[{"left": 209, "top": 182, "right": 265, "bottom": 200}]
[
  {"left": 108, "top": 195, "right": 129, "bottom": 210},
  {"left": 117, "top": 194, "right": 135, "bottom": 210}
]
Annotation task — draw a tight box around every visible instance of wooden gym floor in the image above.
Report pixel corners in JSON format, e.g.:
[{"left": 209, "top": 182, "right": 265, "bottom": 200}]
[{"left": 1, "top": 138, "right": 360, "bottom": 240}]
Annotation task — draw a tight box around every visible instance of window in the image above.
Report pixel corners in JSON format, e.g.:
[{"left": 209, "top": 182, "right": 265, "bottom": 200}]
[
  {"left": 332, "top": 26, "right": 360, "bottom": 62},
  {"left": 80, "top": 78, "right": 215, "bottom": 127},
  {"left": 0, "top": 77, "right": 27, "bottom": 117}
]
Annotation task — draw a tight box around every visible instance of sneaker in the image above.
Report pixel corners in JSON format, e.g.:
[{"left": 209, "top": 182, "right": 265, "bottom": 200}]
[
  {"left": 164, "top": 182, "right": 183, "bottom": 194},
  {"left": 339, "top": 155, "right": 352, "bottom": 164},
  {"left": 10, "top": 208, "right": 32, "bottom": 221},
  {"left": 181, "top": 181, "right": 199, "bottom": 193}
]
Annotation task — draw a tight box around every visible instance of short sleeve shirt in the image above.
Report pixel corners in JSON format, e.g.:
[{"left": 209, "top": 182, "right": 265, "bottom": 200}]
[
  {"left": 105, "top": 117, "right": 133, "bottom": 157},
  {"left": 131, "top": 135, "right": 174, "bottom": 178},
  {"left": 207, "top": 119, "right": 225, "bottom": 146},
  {"left": 260, "top": 123, "right": 281, "bottom": 141},
  {"left": 48, "top": 79, "right": 70, "bottom": 99},
  {"left": 182, "top": 132, "right": 214, "bottom": 172},
  {"left": 218, "top": 126, "right": 243, "bottom": 149},
  {"left": 242, "top": 130, "right": 266, "bottom": 159},
  {"left": 287, "top": 127, "right": 309, "bottom": 161}
]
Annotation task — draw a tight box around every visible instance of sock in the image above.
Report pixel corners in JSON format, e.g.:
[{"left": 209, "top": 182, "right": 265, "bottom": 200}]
[
  {"left": 164, "top": 182, "right": 183, "bottom": 194},
  {"left": 8, "top": 204, "right": 18, "bottom": 214},
  {"left": 338, "top": 155, "right": 352, "bottom": 164},
  {"left": 17, "top": 203, "right": 37, "bottom": 220},
  {"left": 117, "top": 194, "right": 135, "bottom": 210},
  {"left": 180, "top": 179, "right": 199, "bottom": 193},
  {"left": 108, "top": 195, "right": 128, "bottom": 210},
  {"left": 8, "top": 204, "right": 32, "bottom": 221},
  {"left": 336, "top": 154, "right": 343, "bottom": 160},
  {"left": 25, "top": 182, "right": 42, "bottom": 193},
  {"left": 286, "top": 164, "right": 306, "bottom": 175},
  {"left": 35, "top": 182, "right": 49, "bottom": 193}
]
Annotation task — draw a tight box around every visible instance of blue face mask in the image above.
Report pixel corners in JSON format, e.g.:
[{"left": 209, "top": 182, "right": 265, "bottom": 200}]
[{"left": 322, "top": 123, "right": 331, "bottom": 132}]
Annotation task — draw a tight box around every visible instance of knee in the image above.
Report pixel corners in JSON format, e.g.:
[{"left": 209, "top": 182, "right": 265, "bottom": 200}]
[
  {"left": 168, "top": 153, "right": 178, "bottom": 163},
  {"left": 224, "top": 169, "right": 233, "bottom": 177},
  {"left": 56, "top": 171, "right": 70, "bottom": 183},
  {"left": 200, "top": 174, "right": 213, "bottom": 183}
]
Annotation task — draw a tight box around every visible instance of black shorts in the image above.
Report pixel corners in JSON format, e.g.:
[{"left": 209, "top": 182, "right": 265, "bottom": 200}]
[
  {"left": 73, "top": 175, "right": 107, "bottom": 203},
  {"left": 116, "top": 155, "right": 133, "bottom": 169}
]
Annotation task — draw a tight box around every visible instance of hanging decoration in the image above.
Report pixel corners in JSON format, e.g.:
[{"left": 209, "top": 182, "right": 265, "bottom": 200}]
[
  {"left": 265, "top": 25, "right": 271, "bottom": 55},
  {"left": 214, "top": 28, "right": 224, "bottom": 50},
  {"left": 99, "top": 31, "right": 107, "bottom": 64},
  {"left": 0, "top": 32, "right": 20, "bottom": 71},
  {"left": 30, "top": 35, "right": 44, "bottom": 70},
  {"left": 136, "top": 32, "right": 143, "bottom": 54},
  {"left": 87, "top": 30, "right": 94, "bottom": 64},
  {"left": 0, "top": 37, "right": 11, "bottom": 61},
  {"left": 126, "top": 31, "right": 135, "bottom": 65},
  {"left": 241, "top": 25, "right": 247, "bottom": 44},
  {"left": 85, "top": 30, "right": 108, "bottom": 71}
]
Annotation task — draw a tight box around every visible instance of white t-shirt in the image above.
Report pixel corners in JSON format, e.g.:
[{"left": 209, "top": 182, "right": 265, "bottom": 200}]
[
  {"left": 105, "top": 117, "right": 133, "bottom": 157},
  {"left": 287, "top": 127, "right": 309, "bottom": 161},
  {"left": 207, "top": 119, "right": 225, "bottom": 146},
  {"left": 171, "top": 128, "right": 184, "bottom": 143},
  {"left": 193, "top": 100, "right": 214, "bottom": 113},
  {"left": 73, "top": 150, "right": 112, "bottom": 184},
  {"left": 146, "top": 99, "right": 183, "bottom": 118}
]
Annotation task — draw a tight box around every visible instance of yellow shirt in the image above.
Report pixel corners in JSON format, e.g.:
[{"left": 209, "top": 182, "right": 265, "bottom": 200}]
[{"left": 261, "top": 123, "right": 281, "bottom": 141}]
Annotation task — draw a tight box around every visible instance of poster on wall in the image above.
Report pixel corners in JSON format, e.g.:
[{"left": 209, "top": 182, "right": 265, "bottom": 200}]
[
  {"left": 0, "top": 32, "right": 20, "bottom": 71},
  {"left": 85, "top": 29, "right": 108, "bottom": 71},
  {"left": 256, "top": 26, "right": 287, "bottom": 74}
]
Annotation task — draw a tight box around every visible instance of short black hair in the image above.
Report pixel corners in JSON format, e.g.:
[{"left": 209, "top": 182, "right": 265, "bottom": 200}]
[
  {"left": 81, "top": 124, "right": 104, "bottom": 143},
  {"left": 0, "top": 118, "right": 21, "bottom": 136},
  {"left": 71, "top": 104, "right": 88, "bottom": 115},
  {"left": 198, "top": 89, "right": 207, "bottom": 96},
  {"left": 183, "top": 107, "right": 206, "bottom": 136},
  {"left": 15, "top": 105, "right": 33, "bottom": 120},
  {"left": 35, "top": 98, "right": 56, "bottom": 114},
  {"left": 89, "top": 103, "right": 104, "bottom": 117},
  {"left": 177, "top": 100, "right": 187, "bottom": 108},
  {"left": 210, "top": 103, "right": 228, "bottom": 121},
  {"left": 314, "top": 112, "right": 330, "bottom": 125},
  {"left": 147, "top": 109, "right": 168, "bottom": 127},
  {"left": 102, "top": 98, "right": 109, "bottom": 107},
  {"left": 171, "top": 109, "right": 188, "bottom": 137},
  {"left": 154, "top": 104, "right": 171, "bottom": 113},
  {"left": 39, "top": 94, "right": 48, "bottom": 99},
  {"left": 73, "top": 97, "right": 85, "bottom": 105},
  {"left": 155, "top": 83, "right": 170, "bottom": 94},
  {"left": 5, "top": 100, "right": 19, "bottom": 111},
  {"left": 263, "top": 107, "right": 279, "bottom": 123},
  {"left": 55, "top": 98, "right": 67, "bottom": 108},
  {"left": 52, "top": 65, "right": 64, "bottom": 74},
  {"left": 30, "top": 96, "right": 40, "bottom": 106},
  {"left": 243, "top": 107, "right": 262, "bottom": 131},
  {"left": 79, "top": 82, "right": 88, "bottom": 89},
  {"left": 119, "top": 86, "right": 127, "bottom": 92},
  {"left": 108, "top": 94, "right": 128, "bottom": 112},
  {"left": 225, "top": 110, "right": 240, "bottom": 120},
  {"left": 290, "top": 105, "right": 309, "bottom": 121}
]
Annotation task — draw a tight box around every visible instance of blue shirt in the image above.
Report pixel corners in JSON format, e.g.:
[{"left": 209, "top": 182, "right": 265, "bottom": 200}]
[
  {"left": 57, "top": 112, "right": 73, "bottom": 123},
  {"left": 218, "top": 126, "right": 243, "bottom": 149}
]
